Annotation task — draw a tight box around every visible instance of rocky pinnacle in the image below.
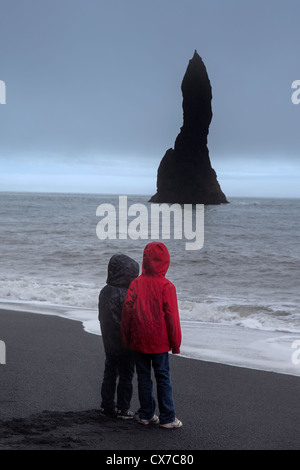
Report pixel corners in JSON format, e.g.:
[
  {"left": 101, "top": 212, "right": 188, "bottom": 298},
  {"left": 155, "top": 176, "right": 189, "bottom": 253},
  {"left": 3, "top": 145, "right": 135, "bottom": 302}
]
[{"left": 150, "top": 50, "right": 228, "bottom": 204}]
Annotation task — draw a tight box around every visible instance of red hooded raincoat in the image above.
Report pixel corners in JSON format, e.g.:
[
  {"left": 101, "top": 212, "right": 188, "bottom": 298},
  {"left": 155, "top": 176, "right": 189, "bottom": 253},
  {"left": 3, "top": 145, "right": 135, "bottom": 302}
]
[{"left": 121, "top": 242, "right": 182, "bottom": 354}]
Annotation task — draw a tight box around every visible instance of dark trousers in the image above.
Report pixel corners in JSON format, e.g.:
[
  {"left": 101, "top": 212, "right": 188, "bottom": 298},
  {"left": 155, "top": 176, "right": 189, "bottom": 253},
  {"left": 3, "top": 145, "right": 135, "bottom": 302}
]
[
  {"left": 134, "top": 351, "right": 176, "bottom": 425},
  {"left": 101, "top": 349, "right": 135, "bottom": 412}
]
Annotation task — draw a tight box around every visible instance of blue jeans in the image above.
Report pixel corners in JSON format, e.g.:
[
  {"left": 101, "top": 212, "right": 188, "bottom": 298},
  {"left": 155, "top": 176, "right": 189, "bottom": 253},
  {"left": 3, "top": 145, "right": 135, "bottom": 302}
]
[
  {"left": 101, "top": 349, "right": 135, "bottom": 412},
  {"left": 134, "top": 351, "right": 176, "bottom": 425}
]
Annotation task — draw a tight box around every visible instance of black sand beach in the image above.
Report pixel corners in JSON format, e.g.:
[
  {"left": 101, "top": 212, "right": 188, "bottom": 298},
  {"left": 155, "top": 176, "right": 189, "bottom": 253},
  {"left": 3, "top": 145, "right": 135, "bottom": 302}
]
[{"left": 0, "top": 308, "right": 299, "bottom": 451}]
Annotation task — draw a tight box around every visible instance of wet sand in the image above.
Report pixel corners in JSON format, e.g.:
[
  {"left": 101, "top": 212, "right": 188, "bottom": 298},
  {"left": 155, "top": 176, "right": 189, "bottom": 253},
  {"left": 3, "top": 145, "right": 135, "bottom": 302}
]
[{"left": 0, "top": 309, "right": 299, "bottom": 450}]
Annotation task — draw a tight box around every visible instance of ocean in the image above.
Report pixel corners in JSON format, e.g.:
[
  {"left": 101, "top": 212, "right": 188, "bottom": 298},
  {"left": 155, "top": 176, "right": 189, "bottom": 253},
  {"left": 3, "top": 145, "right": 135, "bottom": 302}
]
[{"left": 0, "top": 192, "right": 299, "bottom": 376}]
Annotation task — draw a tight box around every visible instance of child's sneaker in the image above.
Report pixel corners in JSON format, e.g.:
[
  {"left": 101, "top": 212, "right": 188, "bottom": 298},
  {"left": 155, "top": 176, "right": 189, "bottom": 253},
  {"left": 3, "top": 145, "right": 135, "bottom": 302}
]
[
  {"left": 160, "top": 417, "right": 183, "bottom": 429},
  {"left": 99, "top": 407, "right": 117, "bottom": 418},
  {"left": 116, "top": 409, "right": 135, "bottom": 419},
  {"left": 137, "top": 414, "right": 159, "bottom": 425}
]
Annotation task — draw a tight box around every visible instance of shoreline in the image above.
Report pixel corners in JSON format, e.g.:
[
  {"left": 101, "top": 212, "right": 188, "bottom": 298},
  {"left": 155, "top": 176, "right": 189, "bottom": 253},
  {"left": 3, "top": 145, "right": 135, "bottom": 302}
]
[
  {"left": 1, "top": 302, "right": 299, "bottom": 379},
  {"left": 1, "top": 308, "right": 299, "bottom": 450}
]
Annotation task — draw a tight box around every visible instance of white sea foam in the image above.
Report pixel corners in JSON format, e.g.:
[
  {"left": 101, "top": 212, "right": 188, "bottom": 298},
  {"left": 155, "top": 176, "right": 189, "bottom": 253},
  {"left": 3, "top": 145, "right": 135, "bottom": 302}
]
[
  {"left": 1, "top": 277, "right": 299, "bottom": 334},
  {"left": 179, "top": 321, "right": 300, "bottom": 377},
  {"left": 178, "top": 299, "right": 300, "bottom": 333}
]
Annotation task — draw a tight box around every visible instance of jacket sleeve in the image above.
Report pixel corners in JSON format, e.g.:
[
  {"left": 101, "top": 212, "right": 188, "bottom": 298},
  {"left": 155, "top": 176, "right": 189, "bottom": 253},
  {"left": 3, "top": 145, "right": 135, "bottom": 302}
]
[
  {"left": 110, "top": 289, "right": 125, "bottom": 329},
  {"left": 163, "top": 282, "right": 182, "bottom": 354},
  {"left": 121, "top": 281, "right": 136, "bottom": 349}
]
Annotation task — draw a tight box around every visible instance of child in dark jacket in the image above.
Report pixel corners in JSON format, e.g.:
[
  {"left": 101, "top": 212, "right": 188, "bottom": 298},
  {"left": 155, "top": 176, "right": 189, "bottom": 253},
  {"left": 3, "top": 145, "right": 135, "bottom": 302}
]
[
  {"left": 98, "top": 253, "right": 139, "bottom": 419},
  {"left": 121, "top": 242, "right": 182, "bottom": 428}
]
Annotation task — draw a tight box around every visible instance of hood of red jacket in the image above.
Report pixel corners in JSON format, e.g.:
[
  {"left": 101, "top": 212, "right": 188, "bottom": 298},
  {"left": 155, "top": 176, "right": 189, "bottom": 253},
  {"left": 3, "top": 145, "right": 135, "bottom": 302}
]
[{"left": 142, "top": 242, "right": 170, "bottom": 277}]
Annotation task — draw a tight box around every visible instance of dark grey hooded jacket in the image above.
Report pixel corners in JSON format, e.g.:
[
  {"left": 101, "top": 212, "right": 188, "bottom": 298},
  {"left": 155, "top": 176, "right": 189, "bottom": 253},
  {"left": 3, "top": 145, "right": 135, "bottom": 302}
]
[{"left": 98, "top": 254, "right": 139, "bottom": 355}]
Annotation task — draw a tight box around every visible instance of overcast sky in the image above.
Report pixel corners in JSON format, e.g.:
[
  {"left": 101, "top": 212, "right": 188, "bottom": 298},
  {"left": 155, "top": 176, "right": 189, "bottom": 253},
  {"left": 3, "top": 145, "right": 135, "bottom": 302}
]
[{"left": 0, "top": 0, "right": 299, "bottom": 197}]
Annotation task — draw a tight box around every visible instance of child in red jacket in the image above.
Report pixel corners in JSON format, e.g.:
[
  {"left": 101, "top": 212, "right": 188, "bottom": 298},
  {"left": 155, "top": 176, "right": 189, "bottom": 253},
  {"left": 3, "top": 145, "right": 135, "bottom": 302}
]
[{"left": 121, "top": 242, "right": 182, "bottom": 429}]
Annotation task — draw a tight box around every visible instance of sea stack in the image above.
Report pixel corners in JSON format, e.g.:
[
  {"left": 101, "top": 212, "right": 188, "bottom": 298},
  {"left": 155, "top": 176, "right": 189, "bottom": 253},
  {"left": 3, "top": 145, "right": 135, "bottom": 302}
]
[{"left": 149, "top": 50, "right": 228, "bottom": 204}]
